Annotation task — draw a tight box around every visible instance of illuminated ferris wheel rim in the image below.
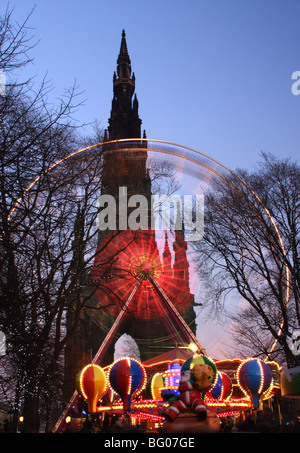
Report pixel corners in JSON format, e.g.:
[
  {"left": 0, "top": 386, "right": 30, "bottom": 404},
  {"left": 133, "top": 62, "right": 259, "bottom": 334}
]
[
  {"left": 6, "top": 138, "right": 256, "bottom": 221},
  {"left": 7, "top": 138, "right": 289, "bottom": 357}
]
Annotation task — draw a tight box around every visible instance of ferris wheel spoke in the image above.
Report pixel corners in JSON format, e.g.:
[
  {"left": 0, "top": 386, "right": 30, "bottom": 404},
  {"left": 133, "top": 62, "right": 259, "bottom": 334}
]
[
  {"left": 151, "top": 277, "right": 206, "bottom": 356},
  {"left": 92, "top": 280, "right": 142, "bottom": 365},
  {"left": 53, "top": 279, "right": 142, "bottom": 433}
]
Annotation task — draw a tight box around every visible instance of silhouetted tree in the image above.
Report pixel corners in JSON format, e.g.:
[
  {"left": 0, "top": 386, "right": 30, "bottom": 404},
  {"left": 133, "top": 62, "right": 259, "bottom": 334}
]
[
  {"left": 0, "top": 5, "right": 89, "bottom": 432},
  {"left": 195, "top": 153, "right": 299, "bottom": 367}
]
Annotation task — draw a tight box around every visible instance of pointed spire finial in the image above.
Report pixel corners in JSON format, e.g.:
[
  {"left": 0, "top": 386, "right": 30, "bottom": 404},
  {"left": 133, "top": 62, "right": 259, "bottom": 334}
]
[
  {"left": 163, "top": 232, "right": 172, "bottom": 265},
  {"left": 107, "top": 29, "right": 142, "bottom": 140},
  {"left": 117, "top": 28, "right": 131, "bottom": 77},
  {"left": 119, "top": 29, "right": 129, "bottom": 59}
]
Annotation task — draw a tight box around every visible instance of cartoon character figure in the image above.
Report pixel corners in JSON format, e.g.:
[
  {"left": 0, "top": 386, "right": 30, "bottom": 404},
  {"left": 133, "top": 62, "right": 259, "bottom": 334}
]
[{"left": 163, "top": 363, "right": 215, "bottom": 422}]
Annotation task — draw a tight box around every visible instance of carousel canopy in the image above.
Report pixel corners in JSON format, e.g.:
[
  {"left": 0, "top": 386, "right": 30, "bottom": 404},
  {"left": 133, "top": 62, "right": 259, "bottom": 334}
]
[{"left": 143, "top": 348, "right": 193, "bottom": 368}]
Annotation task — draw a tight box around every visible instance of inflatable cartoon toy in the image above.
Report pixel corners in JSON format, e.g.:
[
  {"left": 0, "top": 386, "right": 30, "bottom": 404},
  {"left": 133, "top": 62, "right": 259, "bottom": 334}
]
[{"left": 163, "top": 356, "right": 217, "bottom": 423}]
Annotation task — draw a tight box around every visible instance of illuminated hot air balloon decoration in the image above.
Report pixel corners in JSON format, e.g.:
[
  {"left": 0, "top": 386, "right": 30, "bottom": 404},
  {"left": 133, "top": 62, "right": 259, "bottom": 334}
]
[
  {"left": 108, "top": 357, "right": 147, "bottom": 411},
  {"left": 76, "top": 364, "right": 107, "bottom": 413},
  {"left": 146, "top": 372, "right": 164, "bottom": 400},
  {"left": 237, "top": 358, "right": 273, "bottom": 409},
  {"left": 207, "top": 371, "right": 233, "bottom": 401}
]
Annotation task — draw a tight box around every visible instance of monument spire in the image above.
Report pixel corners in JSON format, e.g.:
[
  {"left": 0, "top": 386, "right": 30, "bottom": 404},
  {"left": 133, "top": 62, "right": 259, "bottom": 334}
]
[{"left": 107, "top": 29, "right": 142, "bottom": 140}]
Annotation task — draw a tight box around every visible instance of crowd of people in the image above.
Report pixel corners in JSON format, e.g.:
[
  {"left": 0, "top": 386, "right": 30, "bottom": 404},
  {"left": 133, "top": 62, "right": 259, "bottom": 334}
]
[
  {"left": 219, "top": 408, "right": 300, "bottom": 433},
  {"left": 62, "top": 407, "right": 300, "bottom": 434}
]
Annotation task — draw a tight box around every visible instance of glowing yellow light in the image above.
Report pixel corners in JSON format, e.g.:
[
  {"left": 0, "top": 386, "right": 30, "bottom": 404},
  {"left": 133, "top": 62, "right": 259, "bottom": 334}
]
[
  {"left": 150, "top": 373, "right": 164, "bottom": 400},
  {"left": 189, "top": 343, "right": 198, "bottom": 353},
  {"left": 126, "top": 357, "right": 131, "bottom": 396}
]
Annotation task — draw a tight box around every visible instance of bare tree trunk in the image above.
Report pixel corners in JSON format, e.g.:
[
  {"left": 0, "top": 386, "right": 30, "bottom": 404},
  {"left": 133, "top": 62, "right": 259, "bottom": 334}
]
[{"left": 23, "top": 392, "right": 40, "bottom": 433}]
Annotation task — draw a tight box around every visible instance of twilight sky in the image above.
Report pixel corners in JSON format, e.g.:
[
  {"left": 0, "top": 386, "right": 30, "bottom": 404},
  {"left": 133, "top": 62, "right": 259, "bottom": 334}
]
[
  {"left": 6, "top": 0, "right": 300, "bottom": 358},
  {"left": 9, "top": 0, "right": 300, "bottom": 172}
]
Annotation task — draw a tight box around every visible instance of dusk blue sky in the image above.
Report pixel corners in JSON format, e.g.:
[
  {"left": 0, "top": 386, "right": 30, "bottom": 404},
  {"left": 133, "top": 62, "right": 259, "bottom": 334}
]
[
  {"left": 6, "top": 1, "right": 300, "bottom": 357},
  {"left": 9, "top": 0, "right": 300, "bottom": 172}
]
